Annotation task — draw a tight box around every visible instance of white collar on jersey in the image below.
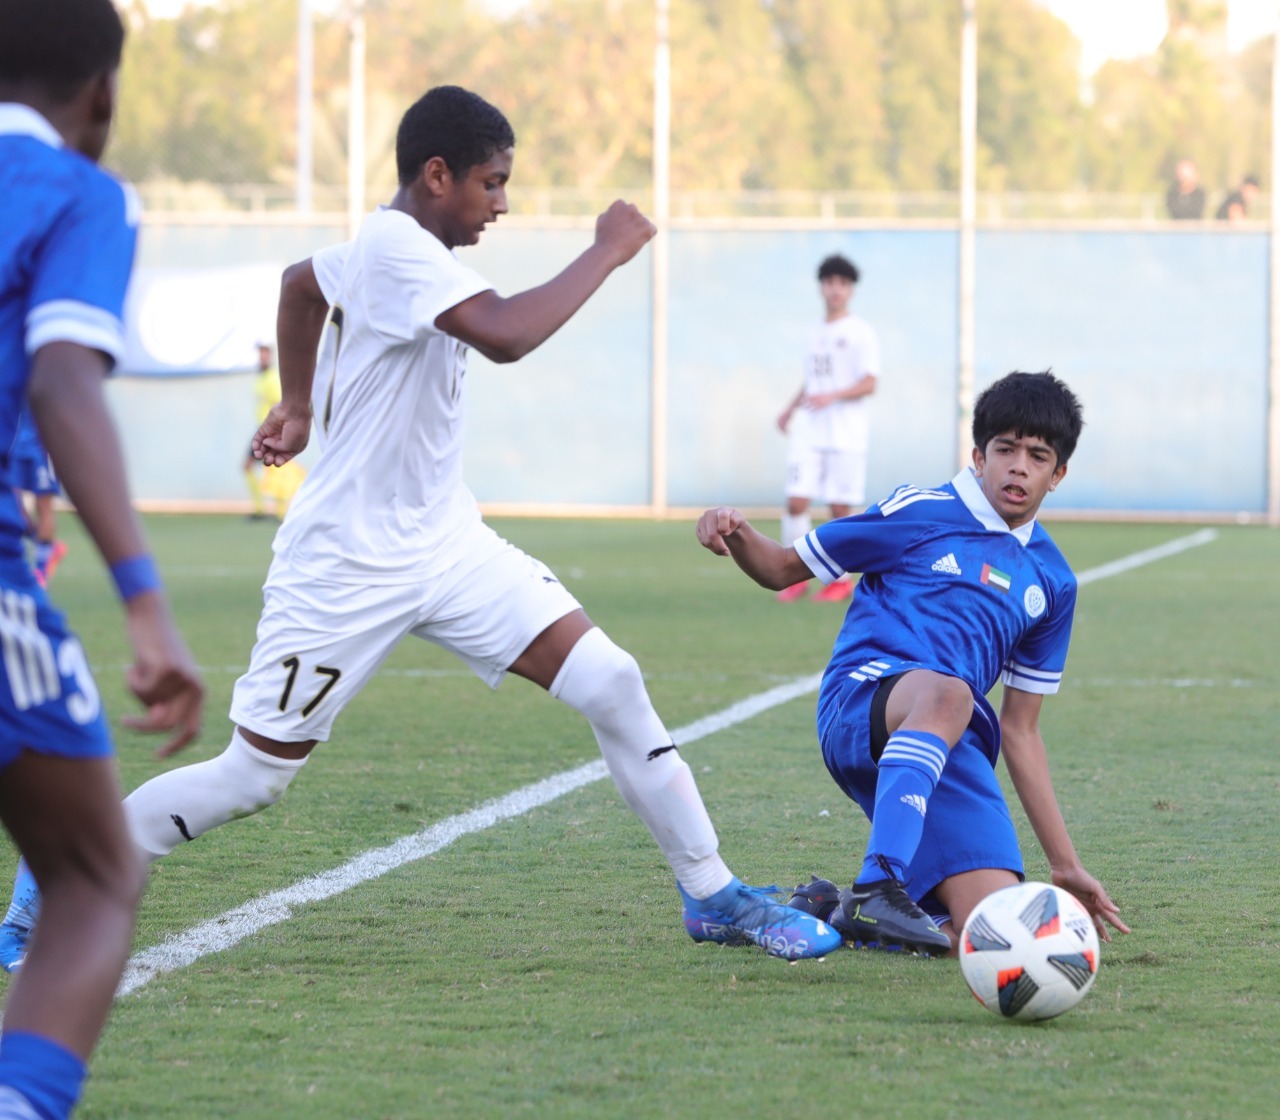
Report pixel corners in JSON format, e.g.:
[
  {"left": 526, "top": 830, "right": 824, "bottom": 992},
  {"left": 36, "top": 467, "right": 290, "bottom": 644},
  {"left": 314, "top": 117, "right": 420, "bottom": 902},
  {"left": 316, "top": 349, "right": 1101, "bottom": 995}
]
[
  {"left": 951, "top": 467, "right": 1036, "bottom": 546},
  {"left": 0, "top": 103, "right": 64, "bottom": 147}
]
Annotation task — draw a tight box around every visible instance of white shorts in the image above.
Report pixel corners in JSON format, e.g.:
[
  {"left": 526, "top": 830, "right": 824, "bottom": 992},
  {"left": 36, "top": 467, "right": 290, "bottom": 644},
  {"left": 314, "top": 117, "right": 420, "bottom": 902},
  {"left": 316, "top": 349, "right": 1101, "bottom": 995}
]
[
  {"left": 784, "top": 445, "right": 867, "bottom": 506},
  {"left": 229, "top": 522, "right": 581, "bottom": 743}
]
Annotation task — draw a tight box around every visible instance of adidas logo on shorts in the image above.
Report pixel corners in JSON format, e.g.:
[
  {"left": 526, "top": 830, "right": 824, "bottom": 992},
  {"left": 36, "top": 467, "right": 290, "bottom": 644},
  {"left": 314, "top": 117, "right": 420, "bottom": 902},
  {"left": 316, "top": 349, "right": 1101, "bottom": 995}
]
[{"left": 931, "top": 553, "right": 962, "bottom": 575}]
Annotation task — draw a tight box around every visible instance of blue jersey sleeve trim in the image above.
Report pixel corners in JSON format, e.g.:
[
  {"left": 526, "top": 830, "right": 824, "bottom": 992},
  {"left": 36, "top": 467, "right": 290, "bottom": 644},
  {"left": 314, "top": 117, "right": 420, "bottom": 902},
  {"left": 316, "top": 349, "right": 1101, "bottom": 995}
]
[
  {"left": 796, "top": 530, "right": 842, "bottom": 583},
  {"left": 26, "top": 300, "right": 125, "bottom": 365}
]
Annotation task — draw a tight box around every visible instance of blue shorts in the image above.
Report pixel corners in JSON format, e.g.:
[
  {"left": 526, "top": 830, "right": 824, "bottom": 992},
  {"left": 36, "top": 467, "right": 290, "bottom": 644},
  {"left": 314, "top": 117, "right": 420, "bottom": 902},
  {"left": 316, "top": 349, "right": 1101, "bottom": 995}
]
[
  {"left": 818, "top": 660, "right": 1023, "bottom": 922},
  {"left": 8, "top": 451, "right": 58, "bottom": 497},
  {"left": 0, "top": 557, "right": 113, "bottom": 771}
]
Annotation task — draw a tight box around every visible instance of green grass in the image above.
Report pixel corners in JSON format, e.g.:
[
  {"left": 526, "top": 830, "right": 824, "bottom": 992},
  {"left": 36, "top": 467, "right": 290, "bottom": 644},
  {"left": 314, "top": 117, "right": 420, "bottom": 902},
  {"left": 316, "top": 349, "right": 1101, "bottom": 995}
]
[{"left": 4, "top": 515, "right": 1278, "bottom": 1119}]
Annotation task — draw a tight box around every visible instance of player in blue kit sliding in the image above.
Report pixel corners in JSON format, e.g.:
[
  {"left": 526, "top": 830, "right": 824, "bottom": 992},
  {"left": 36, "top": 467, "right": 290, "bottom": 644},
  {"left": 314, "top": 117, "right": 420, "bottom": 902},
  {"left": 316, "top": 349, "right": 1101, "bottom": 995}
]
[
  {"left": 0, "top": 1, "right": 205, "bottom": 1116},
  {"left": 697, "top": 371, "right": 1130, "bottom": 955}
]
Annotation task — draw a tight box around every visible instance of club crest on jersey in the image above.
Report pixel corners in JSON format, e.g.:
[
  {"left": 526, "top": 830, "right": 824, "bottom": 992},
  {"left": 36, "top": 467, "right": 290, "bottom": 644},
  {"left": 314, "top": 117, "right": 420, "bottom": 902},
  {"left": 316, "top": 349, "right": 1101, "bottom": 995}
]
[
  {"left": 980, "top": 563, "right": 1011, "bottom": 593},
  {"left": 1024, "top": 585, "right": 1046, "bottom": 618}
]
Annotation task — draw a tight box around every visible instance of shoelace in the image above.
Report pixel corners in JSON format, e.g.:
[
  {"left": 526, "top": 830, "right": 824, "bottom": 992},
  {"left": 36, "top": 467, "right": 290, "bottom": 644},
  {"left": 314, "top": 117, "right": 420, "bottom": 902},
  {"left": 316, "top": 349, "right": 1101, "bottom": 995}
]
[{"left": 727, "top": 883, "right": 794, "bottom": 924}]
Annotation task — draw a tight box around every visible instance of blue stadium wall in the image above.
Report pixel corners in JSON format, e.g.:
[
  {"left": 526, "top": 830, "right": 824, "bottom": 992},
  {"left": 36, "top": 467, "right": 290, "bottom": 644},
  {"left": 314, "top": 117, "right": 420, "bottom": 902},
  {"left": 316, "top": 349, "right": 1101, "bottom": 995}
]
[{"left": 120, "top": 221, "right": 1268, "bottom": 515}]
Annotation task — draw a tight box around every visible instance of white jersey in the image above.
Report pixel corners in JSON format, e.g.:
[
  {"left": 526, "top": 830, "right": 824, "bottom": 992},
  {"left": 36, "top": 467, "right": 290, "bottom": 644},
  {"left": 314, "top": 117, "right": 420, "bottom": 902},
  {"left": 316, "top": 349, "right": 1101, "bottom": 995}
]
[
  {"left": 789, "top": 313, "right": 880, "bottom": 452},
  {"left": 271, "top": 207, "right": 493, "bottom": 584}
]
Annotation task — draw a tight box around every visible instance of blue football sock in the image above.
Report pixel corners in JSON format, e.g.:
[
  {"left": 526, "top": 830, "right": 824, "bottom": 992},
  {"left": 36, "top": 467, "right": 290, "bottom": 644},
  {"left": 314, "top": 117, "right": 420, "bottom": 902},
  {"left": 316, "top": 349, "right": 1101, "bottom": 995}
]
[
  {"left": 2, "top": 860, "right": 39, "bottom": 929},
  {"left": 0, "top": 1032, "right": 86, "bottom": 1120},
  {"left": 857, "top": 730, "right": 950, "bottom": 884}
]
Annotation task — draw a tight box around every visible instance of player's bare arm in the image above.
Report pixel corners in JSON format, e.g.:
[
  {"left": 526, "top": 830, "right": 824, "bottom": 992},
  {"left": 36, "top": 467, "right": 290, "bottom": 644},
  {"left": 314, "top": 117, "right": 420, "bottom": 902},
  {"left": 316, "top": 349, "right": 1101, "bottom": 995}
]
[
  {"left": 777, "top": 387, "right": 805, "bottom": 433},
  {"left": 28, "top": 342, "right": 205, "bottom": 756},
  {"left": 999, "top": 686, "right": 1129, "bottom": 939},
  {"left": 256, "top": 258, "right": 325, "bottom": 466},
  {"left": 696, "top": 507, "right": 810, "bottom": 590},
  {"left": 805, "top": 373, "right": 878, "bottom": 410},
  {"left": 438, "top": 201, "right": 655, "bottom": 363}
]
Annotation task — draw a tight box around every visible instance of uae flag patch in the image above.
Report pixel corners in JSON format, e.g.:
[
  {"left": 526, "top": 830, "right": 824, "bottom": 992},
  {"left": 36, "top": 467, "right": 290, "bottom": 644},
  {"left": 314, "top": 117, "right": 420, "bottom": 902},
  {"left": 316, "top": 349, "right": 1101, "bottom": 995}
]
[{"left": 980, "top": 563, "right": 1012, "bottom": 592}]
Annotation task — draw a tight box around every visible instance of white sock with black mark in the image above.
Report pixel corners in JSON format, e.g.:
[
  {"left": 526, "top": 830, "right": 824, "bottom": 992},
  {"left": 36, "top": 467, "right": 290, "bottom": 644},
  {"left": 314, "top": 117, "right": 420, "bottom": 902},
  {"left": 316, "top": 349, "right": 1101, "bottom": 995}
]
[
  {"left": 549, "top": 627, "right": 732, "bottom": 899},
  {"left": 124, "top": 730, "right": 308, "bottom": 861}
]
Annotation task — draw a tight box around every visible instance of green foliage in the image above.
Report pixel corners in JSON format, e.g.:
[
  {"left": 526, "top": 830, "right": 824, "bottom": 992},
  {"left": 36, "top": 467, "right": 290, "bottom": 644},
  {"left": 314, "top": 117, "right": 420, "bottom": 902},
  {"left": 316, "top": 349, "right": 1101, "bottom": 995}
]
[
  {"left": 107, "top": 0, "right": 1271, "bottom": 199},
  {"left": 3, "top": 515, "right": 1277, "bottom": 1117}
]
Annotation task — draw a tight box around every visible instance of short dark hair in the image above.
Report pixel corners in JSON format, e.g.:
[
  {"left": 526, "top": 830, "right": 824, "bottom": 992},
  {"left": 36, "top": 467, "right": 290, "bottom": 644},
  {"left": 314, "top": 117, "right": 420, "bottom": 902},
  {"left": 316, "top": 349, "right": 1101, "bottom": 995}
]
[
  {"left": 973, "top": 370, "right": 1084, "bottom": 466},
  {"left": 395, "top": 85, "right": 515, "bottom": 186},
  {"left": 1243, "top": 174, "right": 1260, "bottom": 188},
  {"left": 0, "top": 0, "right": 125, "bottom": 102},
  {"left": 817, "top": 254, "right": 859, "bottom": 284}
]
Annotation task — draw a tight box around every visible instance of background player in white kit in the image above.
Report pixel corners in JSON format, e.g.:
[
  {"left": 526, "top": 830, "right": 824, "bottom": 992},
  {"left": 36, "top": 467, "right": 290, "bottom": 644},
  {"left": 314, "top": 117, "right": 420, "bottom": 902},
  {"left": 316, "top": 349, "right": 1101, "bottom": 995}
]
[
  {"left": 775, "top": 254, "right": 880, "bottom": 604},
  {"left": 0, "top": 85, "right": 840, "bottom": 964}
]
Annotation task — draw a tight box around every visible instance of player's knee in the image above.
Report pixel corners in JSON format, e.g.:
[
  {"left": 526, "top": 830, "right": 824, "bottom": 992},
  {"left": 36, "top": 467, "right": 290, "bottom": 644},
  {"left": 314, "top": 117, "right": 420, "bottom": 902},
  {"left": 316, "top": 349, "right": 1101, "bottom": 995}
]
[
  {"left": 40, "top": 821, "right": 146, "bottom": 913},
  {"left": 552, "top": 630, "right": 647, "bottom": 727}
]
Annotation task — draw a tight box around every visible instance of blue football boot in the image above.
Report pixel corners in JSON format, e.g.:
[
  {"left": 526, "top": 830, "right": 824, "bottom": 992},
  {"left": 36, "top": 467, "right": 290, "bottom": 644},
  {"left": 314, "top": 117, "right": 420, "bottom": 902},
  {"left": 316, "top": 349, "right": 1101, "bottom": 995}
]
[{"left": 678, "top": 876, "right": 843, "bottom": 960}]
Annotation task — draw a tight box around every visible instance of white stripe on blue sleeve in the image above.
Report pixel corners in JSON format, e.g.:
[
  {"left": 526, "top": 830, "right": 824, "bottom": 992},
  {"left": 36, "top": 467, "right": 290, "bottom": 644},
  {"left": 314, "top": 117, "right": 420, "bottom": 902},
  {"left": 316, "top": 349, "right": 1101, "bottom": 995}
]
[
  {"left": 795, "top": 529, "right": 842, "bottom": 583},
  {"left": 26, "top": 300, "right": 125, "bottom": 366}
]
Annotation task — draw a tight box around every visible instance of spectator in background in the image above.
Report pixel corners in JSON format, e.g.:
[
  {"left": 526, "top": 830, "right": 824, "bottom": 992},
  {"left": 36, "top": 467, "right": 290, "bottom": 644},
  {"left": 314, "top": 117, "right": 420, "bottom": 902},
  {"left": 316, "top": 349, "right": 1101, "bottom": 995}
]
[
  {"left": 6, "top": 409, "right": 67, "bottom": 586},
  {"left": 1166, "top": 158, "right": 1206, "bottom": 220},
  {"left": 242, "top": 341, "right": 301, "bottom": 521},
  {"left": 775, "top": 253, "right": 880, "bottom": 604},
  {"left": 1216, "top": 175, "right": 1260, "bottom": 224}
]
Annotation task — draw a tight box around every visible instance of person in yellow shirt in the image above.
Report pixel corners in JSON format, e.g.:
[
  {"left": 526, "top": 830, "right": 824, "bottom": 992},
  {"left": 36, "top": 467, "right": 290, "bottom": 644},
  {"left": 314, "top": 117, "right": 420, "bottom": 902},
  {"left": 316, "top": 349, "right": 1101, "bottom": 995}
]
[{"left": 243, "top": 343, "right": 304, "bottom": 520}]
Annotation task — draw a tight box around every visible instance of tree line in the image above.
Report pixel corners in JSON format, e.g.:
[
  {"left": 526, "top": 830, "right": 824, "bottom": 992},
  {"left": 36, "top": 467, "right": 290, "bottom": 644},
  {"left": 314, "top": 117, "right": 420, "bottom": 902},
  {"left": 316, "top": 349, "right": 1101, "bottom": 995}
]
[{"left": 110, "top": 0, "right": 1270, "bottom": 203}]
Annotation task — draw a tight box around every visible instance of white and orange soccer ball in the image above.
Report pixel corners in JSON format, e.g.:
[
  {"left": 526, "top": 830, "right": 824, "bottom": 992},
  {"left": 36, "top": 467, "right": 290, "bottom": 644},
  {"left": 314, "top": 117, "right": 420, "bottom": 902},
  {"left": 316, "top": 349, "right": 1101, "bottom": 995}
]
[{"left": 958, "top": 882, "right": 1100, "bottom": 1021}]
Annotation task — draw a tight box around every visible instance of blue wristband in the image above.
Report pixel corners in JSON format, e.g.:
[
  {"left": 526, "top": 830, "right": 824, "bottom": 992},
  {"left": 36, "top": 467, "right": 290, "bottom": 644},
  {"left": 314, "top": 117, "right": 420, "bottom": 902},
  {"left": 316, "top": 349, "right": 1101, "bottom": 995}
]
[{"left": 110, "top": 554, "right": 162, "bottom": 602}]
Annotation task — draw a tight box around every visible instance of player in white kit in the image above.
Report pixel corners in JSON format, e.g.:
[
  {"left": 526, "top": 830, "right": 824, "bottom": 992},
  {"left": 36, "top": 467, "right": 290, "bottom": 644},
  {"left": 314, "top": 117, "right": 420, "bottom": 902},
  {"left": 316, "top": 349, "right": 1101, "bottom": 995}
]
[
  {"left": 775, "top": 254, "right": 880, "bottom": 603},
  {"left": 0, "top": 86, "right": 839, "bottom": 964}
]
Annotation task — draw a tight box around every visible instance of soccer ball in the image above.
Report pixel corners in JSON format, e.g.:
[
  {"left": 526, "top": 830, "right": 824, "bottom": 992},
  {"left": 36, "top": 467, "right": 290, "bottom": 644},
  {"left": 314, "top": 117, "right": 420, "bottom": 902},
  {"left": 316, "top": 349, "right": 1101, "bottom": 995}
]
[{"left": 958, "top": 882, "right": 1100, "bottom": 1021}]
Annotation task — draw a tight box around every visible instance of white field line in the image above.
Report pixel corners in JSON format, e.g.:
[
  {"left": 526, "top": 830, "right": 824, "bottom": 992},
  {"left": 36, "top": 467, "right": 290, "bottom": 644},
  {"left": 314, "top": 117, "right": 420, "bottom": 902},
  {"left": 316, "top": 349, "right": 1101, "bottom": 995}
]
[{"left": 116, "top": 529, "right": 1216, "bottom": 998}]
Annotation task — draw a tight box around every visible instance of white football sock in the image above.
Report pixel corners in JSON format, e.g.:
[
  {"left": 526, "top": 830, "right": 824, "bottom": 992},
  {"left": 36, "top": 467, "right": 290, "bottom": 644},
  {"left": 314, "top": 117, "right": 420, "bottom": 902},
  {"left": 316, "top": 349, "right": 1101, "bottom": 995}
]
[
  {"left": 549, "top": 627, "right": 732, "bottom": 899},
  {"left": 124, "top": 730, "right": 308, "bottom": 861},
  {"left": 781, "top": 511, "right": 811, "bottom": 548}
]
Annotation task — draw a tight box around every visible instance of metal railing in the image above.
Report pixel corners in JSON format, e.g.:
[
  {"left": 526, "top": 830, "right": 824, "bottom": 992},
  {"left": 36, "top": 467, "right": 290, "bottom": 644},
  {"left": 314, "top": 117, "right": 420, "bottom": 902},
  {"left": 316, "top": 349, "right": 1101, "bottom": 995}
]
[{"left": 130, "top": 182, "right": 1270, "bottom": 224}]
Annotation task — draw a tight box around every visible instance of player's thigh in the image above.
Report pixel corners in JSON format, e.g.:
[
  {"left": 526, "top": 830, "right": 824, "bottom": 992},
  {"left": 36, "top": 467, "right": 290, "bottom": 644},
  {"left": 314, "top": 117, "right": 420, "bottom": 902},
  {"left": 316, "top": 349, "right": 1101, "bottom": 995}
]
[
  {"left": 411, "top": 527, "right": 581, "bottom": 689},
  {"left": 818, "top": 449, "right": 866, "bottom": 507},
  {"left": 784, "top": 443, "right": 823, "bottom": 500},
  {"left": 230, "top": 565, "right": 422, "bottom": 743},
  {"left": 0, "top": 753, "right": 137, "bottom": 893}
]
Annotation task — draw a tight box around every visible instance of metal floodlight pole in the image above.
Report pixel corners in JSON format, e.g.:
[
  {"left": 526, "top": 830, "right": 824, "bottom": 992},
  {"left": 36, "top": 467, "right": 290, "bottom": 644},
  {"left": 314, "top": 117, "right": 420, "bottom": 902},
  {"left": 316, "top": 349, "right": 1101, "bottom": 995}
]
[
  {"left": 296, "top": 0, "right": 313, "bottom": 214},
  {"left": 347, "top": 0, "right": 367, "bottom": 238},
  {"left": 957, "top": 0, "right": 977, "bottom": 470},
  {"left": 1268, "top": 2, "right": 1280, "bottom": 524},
  {"left": 651, "top": 0, "right": 671, "bottom": 517}
]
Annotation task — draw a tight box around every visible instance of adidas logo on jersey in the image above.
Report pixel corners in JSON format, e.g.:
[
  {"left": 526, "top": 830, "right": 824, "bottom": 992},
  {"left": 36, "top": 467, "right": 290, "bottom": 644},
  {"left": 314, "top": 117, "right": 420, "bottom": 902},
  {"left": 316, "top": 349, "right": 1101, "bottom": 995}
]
[{"left": 931, "top": 553, "right": 962, "bottom": 575}]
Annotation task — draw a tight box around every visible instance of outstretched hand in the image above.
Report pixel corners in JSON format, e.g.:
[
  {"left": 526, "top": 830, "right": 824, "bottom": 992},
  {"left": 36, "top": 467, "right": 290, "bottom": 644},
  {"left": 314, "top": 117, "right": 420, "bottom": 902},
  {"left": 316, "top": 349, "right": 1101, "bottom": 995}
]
[
  {"left": 121, "top": 595, "right": 205, "bottom": 758},
  {"left": 695, "top": 506, "right": 746, "bottom": 556},
  {"left": 253, "top": 402, "right": 312, "bottom": 467},
  {"left": 1054, "top": 866, "right": 1130, "bottom": 942}
]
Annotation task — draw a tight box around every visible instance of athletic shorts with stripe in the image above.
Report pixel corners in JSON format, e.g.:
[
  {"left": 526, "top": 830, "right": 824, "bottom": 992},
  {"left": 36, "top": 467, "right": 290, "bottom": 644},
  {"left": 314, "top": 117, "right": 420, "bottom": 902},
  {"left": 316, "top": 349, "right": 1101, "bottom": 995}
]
[
  {"left": 818, "top": 656, "right": 1024, "bottom": 922},
  {"left": 0, "top": 555, "right": 112, "bottom": 770},
  {"left": 230, "top": 521, "right": 582, "bottom": 744}
]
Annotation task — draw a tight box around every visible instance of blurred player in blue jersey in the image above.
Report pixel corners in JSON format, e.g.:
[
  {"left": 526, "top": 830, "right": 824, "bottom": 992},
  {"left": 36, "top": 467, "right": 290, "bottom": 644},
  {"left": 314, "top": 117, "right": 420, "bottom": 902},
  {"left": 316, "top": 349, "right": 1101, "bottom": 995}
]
[
  {"left": 0, "top": 1, "right": 205, "bottom": 1116},
  {"left": 697, "top": 371, "right": 1129, "bottom": 955},
  {"left": 7, "top": 410, "right": 67, "bottom": 587}
]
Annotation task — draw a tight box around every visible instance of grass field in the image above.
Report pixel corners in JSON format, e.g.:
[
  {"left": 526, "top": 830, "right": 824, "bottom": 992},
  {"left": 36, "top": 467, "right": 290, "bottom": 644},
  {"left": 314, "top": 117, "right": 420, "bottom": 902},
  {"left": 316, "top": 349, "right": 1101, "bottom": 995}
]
[{"left": 2, "top": 514, "right": 1277, "bottom": 1119}]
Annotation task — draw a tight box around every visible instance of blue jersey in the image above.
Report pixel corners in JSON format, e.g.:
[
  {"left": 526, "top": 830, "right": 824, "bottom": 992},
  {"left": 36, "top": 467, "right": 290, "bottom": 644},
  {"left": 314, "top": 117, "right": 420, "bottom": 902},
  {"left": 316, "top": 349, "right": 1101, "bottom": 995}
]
[
  {"left": 8, "top": 410, "right": 43, "bottom": 463},
  {"left": 0, "top": 103, "right": 138, "bottom": 556},
  {"left": 797, "top": 468, "right": 1077, "bottom": 756}
]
